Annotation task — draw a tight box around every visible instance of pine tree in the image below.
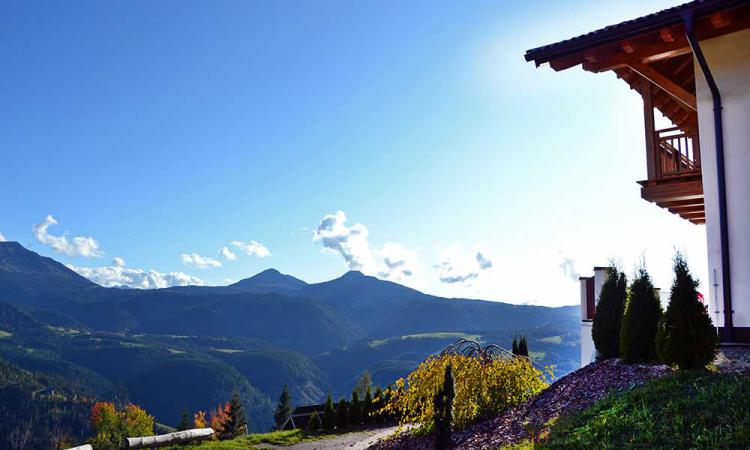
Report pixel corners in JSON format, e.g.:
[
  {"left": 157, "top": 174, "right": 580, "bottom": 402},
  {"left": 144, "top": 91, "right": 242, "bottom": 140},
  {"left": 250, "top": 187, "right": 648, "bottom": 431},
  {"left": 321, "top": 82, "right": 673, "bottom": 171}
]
[
  {"left": 511, "top": 337, "right": 519, "bottom": 355},
  {"left": 322, "top": 393, "right": 336, "bottom": 430},
  {"left": 307, "top": 411, "right": 321, "bottom": 431},
  {"left": 433, "top": 364, "right": 455, "bottom": 450},
  {"left": 336, "top": 399, "right": 350, "bottom": 429},
  {"left": 656, "top": 254, "right": 717, "bottom": 369},
  {"left": 518, "top": 336, "right": 529, "bottom": 357},
  {"left": 350, "top": 391, "right": 363, "bottom": 426},
  {"left": 227, "top": 392, "right": 248, "bottom": 437},
  {"left": 372, "top": 387, "right": 384, "bottom": 423},
  {"left": 274, "top": 385, "right": 293, "bottom": 430},
  {"left": 363, "top": 386, "right": 373, "bottom": 424},
  {"left": 592, "top": 266, "right": 627, "bottom": 359},
  {"left": 177, "top": 408, "right": 191, "bottom": 431},
  {"left": 620, "top": 267, "right": 662, "bottom": 363}
]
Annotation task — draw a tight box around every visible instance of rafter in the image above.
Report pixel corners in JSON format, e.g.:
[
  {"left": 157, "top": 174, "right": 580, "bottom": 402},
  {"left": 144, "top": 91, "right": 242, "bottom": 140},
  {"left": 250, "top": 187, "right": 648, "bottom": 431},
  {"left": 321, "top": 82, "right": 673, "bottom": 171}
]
[{"left": 627, "top": 62, "right": 696, "bottom": 111}]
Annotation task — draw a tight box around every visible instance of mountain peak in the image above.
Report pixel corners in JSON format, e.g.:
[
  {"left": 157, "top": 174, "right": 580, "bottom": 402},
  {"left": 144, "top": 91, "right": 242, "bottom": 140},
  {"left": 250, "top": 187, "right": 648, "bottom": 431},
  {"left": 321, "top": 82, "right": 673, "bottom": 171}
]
[
  {"left": 230, "top": 268, "right": 307, "bottom": 293},
  {"left": 342, "top": 270, "right": 366, "bottom": 279}
]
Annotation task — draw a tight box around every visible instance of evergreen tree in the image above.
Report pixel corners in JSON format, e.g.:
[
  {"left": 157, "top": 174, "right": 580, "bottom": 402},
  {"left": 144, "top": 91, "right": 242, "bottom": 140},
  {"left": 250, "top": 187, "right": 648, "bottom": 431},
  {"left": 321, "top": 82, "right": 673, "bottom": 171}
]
[
  {"left": 350, "top": 391, "right": 363, "bottom": 426},
  {"left": 226, "top": 392, "right": 248, "bottom": 438},
  {"left": 177, "top": 408, "right": 191, "bottom": 431},
  {"left": 353, "top": 370, "right": 372, "bottom": 397},
  {"left": 363, "top": 386, "right": 373, "bottom": 424},
  {"left": 372, "top": 387, "right": 384, "bottom": 423},
  {"left": 656, "top": 254, "right": 717, "bottom": 369},
  {"left": 517, "top": 336, "right": 529, "bottom": 357},
  {"left": 307, "top": 411, "right": 321, "bottom": 431},
  {"left": 620, "top": 267, "right": 662, "bottom": 363},
  {"left": 433, "top": 364, "right": 455, "bottom": 450},
  {"left": 274, "top": 385, "right": 293, "bottom": 431},
  {"left": 511, "top": 337, "right": 519, "bottom": 355},
  {"left": 336, "top": 399, "right": 350, "bottom": 429},
  {"left": 592, "top": 266, "right": 627, "bottom": 359},
  {"left": 322, "top": 393, "right": 336, "bottom": 430}
]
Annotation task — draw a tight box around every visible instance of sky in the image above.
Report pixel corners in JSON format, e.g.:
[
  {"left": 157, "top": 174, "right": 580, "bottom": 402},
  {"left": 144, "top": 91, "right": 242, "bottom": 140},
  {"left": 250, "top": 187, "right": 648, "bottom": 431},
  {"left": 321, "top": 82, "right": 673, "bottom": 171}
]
[{"left": 0, "top": 0, "right": 709, "bottom": 307}]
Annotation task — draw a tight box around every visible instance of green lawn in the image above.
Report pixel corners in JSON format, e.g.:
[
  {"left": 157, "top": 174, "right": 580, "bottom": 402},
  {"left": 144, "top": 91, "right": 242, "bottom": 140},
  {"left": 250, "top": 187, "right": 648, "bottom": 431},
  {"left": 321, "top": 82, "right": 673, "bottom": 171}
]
[
  {"left": 178, "top": 429, "right": 356, "bottom": 449},
  {"left": 541, "top": 372, "right": 750, "bottom": 449},
  {"left": 538, "top": 336, "right": 562, "bottom": 344},
  {"left": 0, "top": 330, "right": 11, "bottom": 338}
]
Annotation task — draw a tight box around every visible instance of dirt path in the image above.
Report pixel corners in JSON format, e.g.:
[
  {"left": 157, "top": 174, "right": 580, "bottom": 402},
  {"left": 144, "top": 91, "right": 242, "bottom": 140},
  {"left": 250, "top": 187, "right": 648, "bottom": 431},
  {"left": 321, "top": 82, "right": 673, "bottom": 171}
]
[{"left": 256, "top": 426, "right": 400, "bottom": 450}]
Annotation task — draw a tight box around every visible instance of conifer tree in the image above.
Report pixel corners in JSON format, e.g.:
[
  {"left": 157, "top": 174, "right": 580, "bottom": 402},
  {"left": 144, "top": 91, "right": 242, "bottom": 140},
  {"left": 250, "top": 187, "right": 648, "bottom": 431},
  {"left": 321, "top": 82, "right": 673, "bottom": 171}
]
[
  {"left": 227, "top": 392, "right": 248, "bottom": 437},
  {"left": 592, "top": 266, "right": 627, "bottom": 359},
  {"left": 620, "top": 267, "right": 662, "bottom": 363},
  {"left": 363, "top": 386, "right": 373, "bottom": 424},
  {"left": 274, "top": 385, "right": 293, "bottom": 430},
  {"left": 322, "top": 393, "right": 336, "bottom": 430},
  {"left": 511, "top": 337, "right": 519, "bottom": 355},
  {"left": 372, "top": 387, "right": 384, "bottom": 423},
  {"left": 307, "top": 411, "right": 321, "bottom": 431},
  {"left": 517, "top": 336, "right": 529, "bottom": 357},
  {"left": 177, "top": 408, "right": 191, "bottom": 431},
  {"left": 656, "top": 254, "right": 717, "bottom": 369},
  {"left": 433, "top": 364, "right": 455, "bottom": 450},
  {"left": 336, "top": 398, "right": 350, "bottom": 429},
  {"left": 350, "top": 391, "right": 363, "bottom": 426}
]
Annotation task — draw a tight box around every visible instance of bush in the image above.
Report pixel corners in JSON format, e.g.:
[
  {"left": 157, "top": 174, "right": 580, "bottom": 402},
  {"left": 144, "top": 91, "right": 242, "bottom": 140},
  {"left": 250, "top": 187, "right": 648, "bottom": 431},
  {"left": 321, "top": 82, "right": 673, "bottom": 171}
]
[
  {"left": 592, "top": 266, "right": 627, "bottom": 359},
  {"left": 383, "top": 353, "right": 549, "bottom": 430},
  {"left": 322, "top": 394, "right": 336, "bottom": 431},
  {"left": 307, "top": 411, "right": 321, "bottom": 431},
  {"left": 656, "top": 254, "right": 717, "bottom": 369},
  {"left": 620, "top": 268, "right": 662, "bottom": 363},
  {"left": 433, "top": 364, "right": 455, "bottom": 450},
  {"left": 89, "top": 402, "right": 154, "bottom": 449}
]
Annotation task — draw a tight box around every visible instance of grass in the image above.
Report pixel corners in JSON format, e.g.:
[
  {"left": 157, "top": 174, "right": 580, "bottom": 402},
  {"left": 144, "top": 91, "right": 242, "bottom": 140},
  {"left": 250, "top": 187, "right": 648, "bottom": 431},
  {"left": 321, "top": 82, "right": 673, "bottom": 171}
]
[
  {"left": 541, "top": 371, "right": 750, "bottom": 449},
  {"left": 179, "top": 429, "right": 356, "bottom": 449},
  {"left": 369, "top": 333, "right": 482, "bottom": 348},
  {"left": 214, "top": 348, "right": 243, "bottom": 354},
  {"left": 538, "top": 335, "right": 562, "bottom": 344},
  {"left": 167, "top": 348, "right": 186, "bottom": 355},
  {"left": 0, "top": 330, "right": 11, "bottom": 338}
]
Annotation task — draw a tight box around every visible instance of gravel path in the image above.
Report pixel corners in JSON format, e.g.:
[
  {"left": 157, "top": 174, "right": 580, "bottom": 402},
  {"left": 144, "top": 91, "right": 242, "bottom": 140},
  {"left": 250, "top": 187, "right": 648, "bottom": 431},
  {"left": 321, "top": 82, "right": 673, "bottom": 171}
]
[{"left": 256, "top": 426, "right": 401, "bottom": 450}]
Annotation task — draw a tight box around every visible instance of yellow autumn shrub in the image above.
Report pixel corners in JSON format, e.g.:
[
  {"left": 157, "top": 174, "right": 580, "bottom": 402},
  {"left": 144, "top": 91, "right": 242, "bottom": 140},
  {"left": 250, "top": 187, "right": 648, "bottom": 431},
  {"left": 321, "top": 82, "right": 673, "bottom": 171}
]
[{"left": 383, "top": 353, "right": 551, "bottom": 430}]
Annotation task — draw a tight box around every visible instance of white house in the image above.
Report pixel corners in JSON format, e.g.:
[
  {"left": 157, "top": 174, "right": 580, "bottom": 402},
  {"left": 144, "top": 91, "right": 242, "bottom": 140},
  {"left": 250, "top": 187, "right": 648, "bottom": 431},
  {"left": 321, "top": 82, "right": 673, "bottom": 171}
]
[{"left": 526, "top": 0, "right": 750, "bottom": 346}]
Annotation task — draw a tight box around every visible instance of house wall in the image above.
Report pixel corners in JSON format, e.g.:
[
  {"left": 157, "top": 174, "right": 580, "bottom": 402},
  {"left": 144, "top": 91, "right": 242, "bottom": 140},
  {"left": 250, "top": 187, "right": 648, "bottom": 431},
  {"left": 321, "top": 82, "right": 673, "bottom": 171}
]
[
  {"left": 580, "top": 267, "right": 609, "bottom": 366},
  {"left": 695, "top": 28, "right": 750, "bottom": 342}
]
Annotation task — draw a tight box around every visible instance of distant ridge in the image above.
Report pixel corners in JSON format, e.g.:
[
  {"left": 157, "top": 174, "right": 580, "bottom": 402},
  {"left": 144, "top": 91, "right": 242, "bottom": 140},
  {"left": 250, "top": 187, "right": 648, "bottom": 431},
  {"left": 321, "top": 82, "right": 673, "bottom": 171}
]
[{"left": 230, "top": 268, "right": 307, "bottom": 295}]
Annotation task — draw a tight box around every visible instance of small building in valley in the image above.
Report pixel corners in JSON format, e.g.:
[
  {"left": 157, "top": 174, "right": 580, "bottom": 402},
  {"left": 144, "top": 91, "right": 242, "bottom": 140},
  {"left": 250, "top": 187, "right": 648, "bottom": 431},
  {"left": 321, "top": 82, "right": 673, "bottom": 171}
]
[{"left": 526, "top": 0, "right": 750, "bottom": 345}]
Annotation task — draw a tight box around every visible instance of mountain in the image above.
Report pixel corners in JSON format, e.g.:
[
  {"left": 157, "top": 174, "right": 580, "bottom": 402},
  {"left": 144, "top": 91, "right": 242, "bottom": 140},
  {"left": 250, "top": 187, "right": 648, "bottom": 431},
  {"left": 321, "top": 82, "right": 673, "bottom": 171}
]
[{"left": 230, "top": 268, "right": 308, "bottom": 295}]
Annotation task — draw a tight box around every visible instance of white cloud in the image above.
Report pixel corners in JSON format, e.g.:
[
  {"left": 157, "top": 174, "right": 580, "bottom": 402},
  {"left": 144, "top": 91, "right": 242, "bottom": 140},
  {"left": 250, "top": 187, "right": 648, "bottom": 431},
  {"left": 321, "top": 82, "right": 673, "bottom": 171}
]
[
  {"left": 436, "top": 246, "right": 493, "bottom": 284},
  {"left": 219, "top": 246, "right": 237, "bottom": 261},
  {"left": 181, "top": 253, "right": 222, "bottom": 269},
  {"left": 0, "top": 232, "right": 5, "bottom": 242},
  {"left": 113, "top": 257, "right": 125, "bottom": 268},
  {"left": 32, "top": 215, "right": 103, "bottom": 257},
  {"left": 68, "top": 262, "right": 203, "bottom": 289},
  {"left": 558, "top": 256, "right": 580, "bottom": 281},
  {"left": 314, "top": 211, "right": 418, "bottom": 280},
  {"left": 231, "top": 240, "right": 271, "bottom": 258}
]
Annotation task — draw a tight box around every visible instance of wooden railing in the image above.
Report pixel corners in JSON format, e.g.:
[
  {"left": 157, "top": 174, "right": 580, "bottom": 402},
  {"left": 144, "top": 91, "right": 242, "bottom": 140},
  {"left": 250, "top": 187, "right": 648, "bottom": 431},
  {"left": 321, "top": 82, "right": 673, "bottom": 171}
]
[{"left": 654, "top": 127, "right": 700, "bottom": 178}]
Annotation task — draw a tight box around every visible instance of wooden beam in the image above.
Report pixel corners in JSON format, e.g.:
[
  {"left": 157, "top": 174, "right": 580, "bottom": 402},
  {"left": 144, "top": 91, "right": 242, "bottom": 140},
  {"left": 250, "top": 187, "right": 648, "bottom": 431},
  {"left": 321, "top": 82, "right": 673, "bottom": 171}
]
[
  {"left": 627, "top": 62, "right": 696, "bottom": 111},
  {"left": 642, "top": 78, "right": 657, "bottom": 180},
  {"left": 710, "top": 11, "right": 735, "bottom": 29},
  {"left": 659, "top": 198, "right": 704, "bottom": 208},
  {"left": 660, "top": 28, "right": 676, "bottom": 43},
  {"left": 621, "top": 40, "right": 636, "bottom": 54}
]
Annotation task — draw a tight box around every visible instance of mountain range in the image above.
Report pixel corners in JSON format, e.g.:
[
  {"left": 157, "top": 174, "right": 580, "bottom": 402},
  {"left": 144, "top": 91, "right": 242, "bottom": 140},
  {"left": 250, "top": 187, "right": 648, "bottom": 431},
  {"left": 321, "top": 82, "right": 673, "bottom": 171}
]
[{"left": 0, "top": 241, "right": 580, "bottom": 436}]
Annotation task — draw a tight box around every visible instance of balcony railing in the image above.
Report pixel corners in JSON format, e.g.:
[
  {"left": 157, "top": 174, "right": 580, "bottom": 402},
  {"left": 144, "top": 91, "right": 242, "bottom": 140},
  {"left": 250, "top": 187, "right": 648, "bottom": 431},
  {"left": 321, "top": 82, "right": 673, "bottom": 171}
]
[{"left": 654, "top": 127, "right": 700, "bottom": 178}]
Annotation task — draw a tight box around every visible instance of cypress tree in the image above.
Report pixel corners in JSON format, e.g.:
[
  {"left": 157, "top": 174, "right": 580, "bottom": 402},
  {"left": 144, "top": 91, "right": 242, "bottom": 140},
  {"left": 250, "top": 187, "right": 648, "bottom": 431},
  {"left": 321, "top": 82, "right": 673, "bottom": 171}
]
[
  {"left": 307, "top": 411, "right": 321, "bottom": 431},
  {"left": 322, "top": 393, "right": 336, "bottom": 430},
  {"left": 350, "top": 391, "right": 363, "bottom": 426},
  {"left": 511, "top": 337, "right": 519, "bottom": 355},
  {"left": 517, "top": 336, "right": 529, "bottom": 357},
  {"left": 656, "top": 254, "right": 717, "bottom": 369},
  {"left": 227, "top": 392, "right": 248, "bottom": 437},
  {"left": 592, "top": 266, "right": 627, "bottom": 359},
  {"left": 274, "top": 385, "right": 293, "bottom": 430},
  {"left": 433, "top": 364, "right": 454, "bottom": 450},
  {"left": 336, "top": 399, "right": 350, "bottom": 429},
  {"left": 177, "top": 408, "right": 191, "bottom": 431},
  {"left": 620, "top": 268, "right": 663, "bottom": 363},
  {"left": 363, "top": 386, "right": 373, "bottom": 424}
]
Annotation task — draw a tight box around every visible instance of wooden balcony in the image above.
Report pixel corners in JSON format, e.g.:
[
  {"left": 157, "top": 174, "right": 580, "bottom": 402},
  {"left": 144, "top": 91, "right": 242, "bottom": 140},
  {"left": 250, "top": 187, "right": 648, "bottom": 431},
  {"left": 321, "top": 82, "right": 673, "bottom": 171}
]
[{"left": 639, "top": 127, "right": 704, "bottom": 224}]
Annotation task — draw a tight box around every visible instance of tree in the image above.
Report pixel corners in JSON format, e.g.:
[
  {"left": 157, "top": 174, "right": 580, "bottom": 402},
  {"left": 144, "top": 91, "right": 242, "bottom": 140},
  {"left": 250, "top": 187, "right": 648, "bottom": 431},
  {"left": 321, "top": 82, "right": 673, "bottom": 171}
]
[
  {"left": 274, "top": 385, "right": 293, "bottom": 430},
  {"left": 350, "top": 391, "right": 363, "bottom": 426},
  {"left": 354, "top": 370, "right": 372, "bottom": 397},
  {"left": 656, "top": 254, "right": 717, "bottom": 369},
  {"left": 226, "top": 392, "right": 248, "bottom": 438},
  {"left": 120, "top": 404, "right": 154, "bottom": 438},
  {"left": 433, "top": 364, "right": 455, "bottom": 450},
  {"left": 372, "top": 387, "right": 385, "bottom": 423},
  {"left": 307, "top": 411, "right": 321, "bottom": 431},
  {"left": 177, "top": 408, "right": 191, "bottom": 431},
  {"left": 620, "top": 267, "right": 662, "bottom": 363},
  {"left": 336, "top": 398, "right": 350, "bottom": 429},
  {"left": 322, "top": 393, "right": 336, "bottom": 430},
  {"left": 511, "top": 337, "right": 519, "bottom": 355},
  {"left": 363, "top": 386, "right": 373, "bottom": 424},
  {"left": 193, "top": 411, "right": 207, "bottom": 429},
  {"left": 517, "top": 336, "right": 529, "bottom": 357},
  {"left": 89, "top": 402, "right": 154, "bottom": 449},
  {"left": 592, "top": 266, "right": 627, "bottom": 359}
]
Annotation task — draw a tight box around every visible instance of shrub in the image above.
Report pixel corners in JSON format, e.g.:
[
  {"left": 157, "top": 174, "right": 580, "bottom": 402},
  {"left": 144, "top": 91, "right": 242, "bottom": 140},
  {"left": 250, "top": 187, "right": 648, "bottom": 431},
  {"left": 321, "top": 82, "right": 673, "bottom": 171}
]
[
  {"left": 592, "top": 266, "right": 627, "bottom": 359},
  {"left": 383, "top": 353, "right": 549, "bottom": 430},
  {"left": 322, "top": 393, "right": 336, "bottom": 430},
  {"left": 211, "top": 393, "right": 248, "bottom": 440},
  {"left": 656, "top": 254, "right": 717, "bottom": 369},
  {"left": 433, "top": 364, "right": 455, "bottom": 450},
  {"left": 89, "top": 402, "right": 154, "bottom": 449},
  {"left": 620, "top": 268, "right": 662, "bottom": 363},
  {"left": 193, "top": 410, "right": 207, "bottom": 429},
  {"left": 336, "top": 399, "right": 350, "bottom": 429},
  {"left": 307, "top": 411, "right": 321, "bottom": 431}
]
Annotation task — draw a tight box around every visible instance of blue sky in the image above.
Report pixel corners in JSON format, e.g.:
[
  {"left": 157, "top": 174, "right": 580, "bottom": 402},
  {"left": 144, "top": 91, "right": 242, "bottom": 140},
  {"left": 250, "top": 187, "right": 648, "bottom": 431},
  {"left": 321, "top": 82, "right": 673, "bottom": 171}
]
[{"left": 0, "top": 0, "right": 708, "bottom": 306}]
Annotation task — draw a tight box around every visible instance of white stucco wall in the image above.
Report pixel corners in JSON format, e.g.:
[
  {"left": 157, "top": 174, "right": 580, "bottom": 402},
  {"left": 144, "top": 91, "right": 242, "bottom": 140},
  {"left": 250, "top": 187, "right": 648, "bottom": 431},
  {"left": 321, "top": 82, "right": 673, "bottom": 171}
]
[
  {"left": 581, "top": 321, "right": 595, "bottom": 366},
  {"left": 695, "top": 28, "right": 750, "bottom": 333}
]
